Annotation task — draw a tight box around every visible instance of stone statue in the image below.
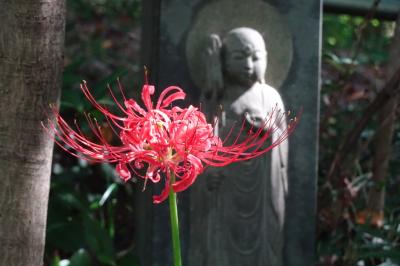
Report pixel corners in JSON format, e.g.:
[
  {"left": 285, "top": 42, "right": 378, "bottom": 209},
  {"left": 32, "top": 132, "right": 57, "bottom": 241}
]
[{"left": 189, "top": 27, "right": 288, "bottom": 266}]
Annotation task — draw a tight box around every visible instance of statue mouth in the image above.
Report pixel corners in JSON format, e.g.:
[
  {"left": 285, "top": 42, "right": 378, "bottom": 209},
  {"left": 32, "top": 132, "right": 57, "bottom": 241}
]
[
  {"left": 240, "top": 71, "right": 254, "bottom": 79},
  {"left": 242, "top": 72, "right": 256, "bottom": 82}
]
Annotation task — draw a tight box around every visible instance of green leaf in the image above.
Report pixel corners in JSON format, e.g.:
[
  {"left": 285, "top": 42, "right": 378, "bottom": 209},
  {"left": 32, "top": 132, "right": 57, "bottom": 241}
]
[
  {"left": 69, "top": 249, "right": 91, "bottom": 266},
  {"left": 99, "top": 183, "right": 118, "bottom": 206},
  {"left": 358, "top": 249, "right": 400, "bottom": 260},
  {"left": 51, "top": 254, "right": 61, "bottom": 266},
  {"left": 117, "top": 250, "right": 140, "bottom": 266},
  {"left": 84, "top": 216, "right": 115, "bottom": 264},
  {"left": 61, "top": 88, "right": 86, "bottom": 112},
  {"left": 377, "top": 259, "right": 400, "bottom": 266},
  {"left": 58, "top": 192, "right": 88, "bottom": 211},
  {"left": 47, "top": 220, "right": 85, "bottom": 252},
  {"left": 59, "top": 260, "right": 70, "bottom": 266},
  {"left": 63, "top": 72, "right": 83, "bottom": 88}
]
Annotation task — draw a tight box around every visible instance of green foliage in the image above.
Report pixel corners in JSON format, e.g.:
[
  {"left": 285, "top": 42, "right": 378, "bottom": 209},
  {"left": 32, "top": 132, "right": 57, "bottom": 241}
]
[
  {"left": 318, "top": 14, "right": 400, "bottom": 266},
  {"left": 70, "top": 249, "right": 92, "bottom": 266},
  {"left": 323, "top": 14, "right": 394, "bottom": 64}
]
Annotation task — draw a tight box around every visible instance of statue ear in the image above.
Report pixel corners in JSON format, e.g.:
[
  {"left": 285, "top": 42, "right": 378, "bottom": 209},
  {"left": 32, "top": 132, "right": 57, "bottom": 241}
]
[
  {"left": 263, "top": 52, "right": 268, "bottom": 83},
  {"left": 257, "top": 51, "right": 267, "bottom": 84},
  {"left": 204, "top": 34, "right": 224, "bottom": 100}
]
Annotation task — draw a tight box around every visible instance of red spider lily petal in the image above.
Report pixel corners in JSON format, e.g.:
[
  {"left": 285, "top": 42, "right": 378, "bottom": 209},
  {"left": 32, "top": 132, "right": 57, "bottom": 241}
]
[
  {"left": 124, "top": 99, "right": 147, "bottom": 116},
  {"left": 116, "top": 163, "right": 131, "bottom": 181},
  {"left": 46, "top": 80, "right": 299, "bottom": 204},
  {"left": 172, "top": 154, "right": 203, "bottom": 193},
  {"left": 156, "top": 86, "right": 186, "bottom": 109},
  {"left": 146, "top": 164, "right": 162, "bottom": 183},
  {"left": 141, "top": 84, "right": 155, "bottom": 111}
]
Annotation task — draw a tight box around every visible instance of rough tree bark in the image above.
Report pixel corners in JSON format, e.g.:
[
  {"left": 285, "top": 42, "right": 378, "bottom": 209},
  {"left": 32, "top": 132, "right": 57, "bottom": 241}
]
[
  {"left": 366, "top": 12, "right": 400, "bottom": 225},
  {"left": 0, "top": 1, "right": 65, "bottom": 265}
]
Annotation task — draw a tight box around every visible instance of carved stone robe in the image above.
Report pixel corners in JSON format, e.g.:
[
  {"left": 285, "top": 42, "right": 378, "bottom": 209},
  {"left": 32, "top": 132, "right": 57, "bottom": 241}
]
[{"left": 189, "top": 82, "right": 288, "bottom": 266}]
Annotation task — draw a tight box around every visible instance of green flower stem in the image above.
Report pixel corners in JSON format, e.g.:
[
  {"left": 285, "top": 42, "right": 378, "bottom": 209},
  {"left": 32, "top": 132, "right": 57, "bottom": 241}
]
[{"left": 169, "top": 173, "right": 182, "bottom": 266}]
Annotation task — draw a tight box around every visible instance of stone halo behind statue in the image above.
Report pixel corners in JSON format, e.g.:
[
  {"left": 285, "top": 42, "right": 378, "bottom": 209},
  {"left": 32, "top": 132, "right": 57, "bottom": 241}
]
[{"left": 185, "top": 0, "right": 293, "bottom": 92}]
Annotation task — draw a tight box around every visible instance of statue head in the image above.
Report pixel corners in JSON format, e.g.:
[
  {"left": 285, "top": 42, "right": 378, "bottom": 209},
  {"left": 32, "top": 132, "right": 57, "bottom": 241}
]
[
  {"left": 202, "top": 27, "right": 268, "bottom": 101},
  {"left": 222, "top": 27, "right": 267, "bottom": 87}
]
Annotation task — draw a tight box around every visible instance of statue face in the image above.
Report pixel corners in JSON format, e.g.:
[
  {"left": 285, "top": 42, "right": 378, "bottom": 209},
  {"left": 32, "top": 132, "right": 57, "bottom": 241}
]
[{"left": 223, "top": 28, "right": 267, "bottom": 88}]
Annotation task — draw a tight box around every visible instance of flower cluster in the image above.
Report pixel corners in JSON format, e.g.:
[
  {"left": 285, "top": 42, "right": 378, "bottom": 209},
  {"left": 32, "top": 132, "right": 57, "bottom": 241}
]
[{"left": 46, "top": 81, "right": 298, "bottom": 203}]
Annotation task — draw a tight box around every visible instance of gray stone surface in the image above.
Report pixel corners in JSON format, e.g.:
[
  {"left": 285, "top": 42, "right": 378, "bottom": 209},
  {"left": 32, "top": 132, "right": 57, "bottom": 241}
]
[
  {"left": 186, "top": 0, "right": 293, "bottom": 90},
  {"left": 188, "top": 27, "right": 288, "bottom": 266},
  {"left": 139, "top": 1, "right": 321, "bottom": 265}
]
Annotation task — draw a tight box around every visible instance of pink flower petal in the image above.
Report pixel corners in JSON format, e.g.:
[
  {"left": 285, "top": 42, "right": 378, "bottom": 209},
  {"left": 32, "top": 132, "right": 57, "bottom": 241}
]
[
  {"left": 116, "top": 163, "right": 131, "bottom": 181},
  {"left": 141, "top": 84, "right": 155, "bottom": 111},
  {"left": 47, "top": 80, "right": 299, "bottom": 204}
]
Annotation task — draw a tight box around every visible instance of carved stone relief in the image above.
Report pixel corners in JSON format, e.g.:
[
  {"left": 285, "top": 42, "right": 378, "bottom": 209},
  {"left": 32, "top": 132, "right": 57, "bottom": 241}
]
[{"left": 187, "top": 5, "right": 293, "bottom": 263}]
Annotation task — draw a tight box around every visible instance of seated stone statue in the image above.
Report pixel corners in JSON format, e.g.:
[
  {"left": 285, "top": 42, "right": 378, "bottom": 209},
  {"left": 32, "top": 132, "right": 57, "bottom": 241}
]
[{"left": 189, "top": 27, "right": 288, "bottom": 266}]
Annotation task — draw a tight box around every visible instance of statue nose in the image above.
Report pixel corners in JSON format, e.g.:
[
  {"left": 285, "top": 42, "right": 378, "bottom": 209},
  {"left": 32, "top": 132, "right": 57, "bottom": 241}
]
[{"left": 244, "top": 57, "right": 253, "bottom": 71}]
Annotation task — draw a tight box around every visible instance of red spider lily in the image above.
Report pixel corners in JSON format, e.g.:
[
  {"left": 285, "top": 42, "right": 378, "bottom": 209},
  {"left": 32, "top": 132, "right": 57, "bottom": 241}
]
[{"left": 45, "top": 81, "right": 298, "bottom": 203}]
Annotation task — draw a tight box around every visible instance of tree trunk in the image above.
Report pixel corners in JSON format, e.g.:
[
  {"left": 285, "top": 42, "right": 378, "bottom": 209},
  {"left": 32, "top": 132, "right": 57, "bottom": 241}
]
[
  {"left": 366, "top": 12, "right": 400, "bottom": 226},
  {"left": 0, "top": 1, "right": 65, "bottom": 265}
]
